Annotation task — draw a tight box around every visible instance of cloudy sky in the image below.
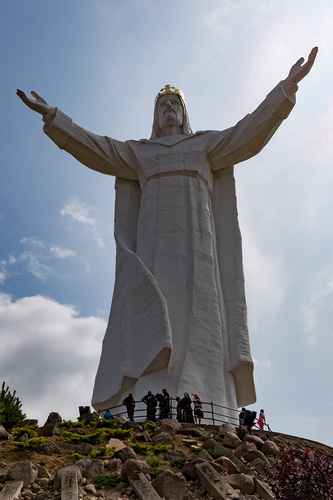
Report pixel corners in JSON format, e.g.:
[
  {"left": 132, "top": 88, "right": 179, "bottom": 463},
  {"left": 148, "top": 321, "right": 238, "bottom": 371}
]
[{"left": 2, "top": 1, "right": 332, "bottom": 445}]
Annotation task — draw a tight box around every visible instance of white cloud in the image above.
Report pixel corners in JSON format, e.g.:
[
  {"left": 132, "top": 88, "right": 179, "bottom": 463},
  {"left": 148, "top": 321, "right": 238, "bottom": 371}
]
[
  {"left": 49, "top": 246, "right": 77, "bottom": 259},
  {"left": 0, "top": 293, "right": 106, "bottom": 422},
  {"left": 61, "top": 199, "right": 105, "bottom": 248},
  {"left": 60, "top": 199, "right": 95, "bottom": 226}
]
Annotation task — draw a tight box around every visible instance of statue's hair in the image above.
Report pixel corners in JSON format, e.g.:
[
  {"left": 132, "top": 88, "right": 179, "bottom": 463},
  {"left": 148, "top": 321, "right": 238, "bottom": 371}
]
[{"left": 150, "top": 91, "right": 193, "bottom": 139}]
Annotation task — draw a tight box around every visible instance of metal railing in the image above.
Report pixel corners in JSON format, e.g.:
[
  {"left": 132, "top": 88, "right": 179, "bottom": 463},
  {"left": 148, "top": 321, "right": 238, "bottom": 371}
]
[{"left": 101, "top": 398, "right": 240, "bottom": 426}]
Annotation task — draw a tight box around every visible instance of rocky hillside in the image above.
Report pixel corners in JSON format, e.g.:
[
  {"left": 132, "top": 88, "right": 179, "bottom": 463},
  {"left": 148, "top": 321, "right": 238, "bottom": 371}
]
[{"left": 0, "top": 414, "right": 332, "bottom": 500}]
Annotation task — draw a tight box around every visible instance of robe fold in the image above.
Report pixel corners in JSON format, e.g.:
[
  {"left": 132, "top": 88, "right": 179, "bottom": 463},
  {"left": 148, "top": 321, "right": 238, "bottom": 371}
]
[{"left": 43, "top": 82, "right": 295, "bottom": 411}]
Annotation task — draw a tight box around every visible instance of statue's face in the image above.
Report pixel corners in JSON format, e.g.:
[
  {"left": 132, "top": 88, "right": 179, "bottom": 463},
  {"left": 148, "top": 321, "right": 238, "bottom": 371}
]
[{"left": 157, "top": 94, "right": 183, "bottom": 130}]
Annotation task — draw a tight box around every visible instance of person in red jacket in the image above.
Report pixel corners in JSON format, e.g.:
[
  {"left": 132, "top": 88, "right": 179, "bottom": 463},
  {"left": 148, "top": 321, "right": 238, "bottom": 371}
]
[{"left": 257, "top": 409, "right": 266, "bottom": 431}]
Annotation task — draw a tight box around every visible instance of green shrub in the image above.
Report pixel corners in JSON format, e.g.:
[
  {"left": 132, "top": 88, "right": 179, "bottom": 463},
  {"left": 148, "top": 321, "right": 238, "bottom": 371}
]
[
  {"left": 144, "top": 421, "right": 159, "bottom": 434},
  {"left": 71, "top": 452, "right": 84, "bottom": 461},
  {"left": 0, "top": 382, "right": 26, "bottom": 430},
  {"left": 130, "top": 441, "right": 150, "bottom": 455},
  {"left": 63, "top": 429, "right": 107, "bottom": 445},
  {"left": 11, "top": 426, "right": 38, "bottom": 440},
  {"left": 94, "top": 474, "right": 124, "bottom": 489},
  {"left": 13, "top": 437, "right": 48, "bottom": 452}
]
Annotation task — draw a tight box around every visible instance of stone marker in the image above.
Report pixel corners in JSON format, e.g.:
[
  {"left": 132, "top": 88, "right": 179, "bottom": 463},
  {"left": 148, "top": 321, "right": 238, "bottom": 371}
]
[
  {"left": 129, "top": 472, "right": 162, "bottom": 500},
  {"left": 0, "top": 481, "right": 23, "bottom": 500},
  {"left": 195, "top": 462, "right": 240, "bottom": 500},
  {"left": 61, "top": 469, "right": 78, "bottom": 500}
]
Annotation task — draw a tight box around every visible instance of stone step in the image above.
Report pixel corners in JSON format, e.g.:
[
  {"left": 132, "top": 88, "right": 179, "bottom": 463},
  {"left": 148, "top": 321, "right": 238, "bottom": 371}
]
[{"left": 0, "top": 481, "right": 23, "bottom": 500}]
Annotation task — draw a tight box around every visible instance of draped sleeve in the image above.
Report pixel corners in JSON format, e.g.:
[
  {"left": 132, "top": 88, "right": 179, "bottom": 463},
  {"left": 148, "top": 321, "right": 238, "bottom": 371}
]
[
  {"left": 207, "top": 82, "right": 296, "bottom": 170},
  {"left": 43, "top": 109, "right": 138, "bottom": 179}
]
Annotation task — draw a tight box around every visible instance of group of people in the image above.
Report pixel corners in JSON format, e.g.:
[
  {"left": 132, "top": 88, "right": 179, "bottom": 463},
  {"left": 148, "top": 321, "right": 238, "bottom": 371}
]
[
  {"left": 121, "top": 390, "right": 204, "bottom": 424},
  {"left": 239, "top": 408, "right": 270, "bottom": 432}
]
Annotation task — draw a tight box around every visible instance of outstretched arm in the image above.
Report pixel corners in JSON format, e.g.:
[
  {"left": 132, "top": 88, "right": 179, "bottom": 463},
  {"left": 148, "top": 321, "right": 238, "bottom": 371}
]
[
  {"left": 16, "top": 89, "right": 137, "bottom": 179},
  {"left": 208, "top": 47, "right": 318, "bottom": 169}
]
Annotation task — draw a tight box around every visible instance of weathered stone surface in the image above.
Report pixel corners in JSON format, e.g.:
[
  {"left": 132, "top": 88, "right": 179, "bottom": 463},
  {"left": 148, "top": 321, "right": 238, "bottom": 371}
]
[
  {"left": 61, "top": 468, "right": 79, "bottom": 500},
  {"left": 76, "top": 459, "right": 103, "bottom": 479},
  {"left": 214, "top": 457, "right": 240, "bottom": 475},
  {"left": 262, "top": 440, "right": 280, "bottom": 457},
  {"left": 226, "top": 474, "right": 255, "bottom": 495},
  {"left": 219, "top": 423, "right": 236, "bottom": 434},
  {"left": 245, "top": 435, "right": 265, "bottom": 448},
  {"left": 254, "top": 478, "right": 275, "bottom": 500},
  {"left": 182, "top": 458, "right": 206, "bottom": 480},
  {"left": 235, "top": 442, "right": 269, "bottom": 463},
  {"left": 160, "top": 420, "right": 181, "bottom": 433},
  {"left": 0, "top": 481, "right": 23, "bottom": 500},
  {"left": 107, "top": 438, "right": 127, "bottom": 453},
  {"left": 41, "top": 412, "right": 62, "bottom": 437},
  {"left": 152, "top": 469, "right": 187, "bottom": 500},
  {"left": 121, "top": 459, "right": 151, "bottom": 481},
  {"left": 116, "top": 445, "right": 137, "bottom": 461},
  {"left": 0, "top": 426, "right": 9, "bottom": 441},
  {"left": 9, "top": 463, "right": 37, "bottom": 486},
  {"left": 104, "top": 458, "right": 122, "bottom": 473},
  {"left": 195, "top": 461, "right": 240, "bottom": 499},
  {"left": 152, "top": 432, "right": 173, "bottom": 444},
  {"left": 223, "top": 432, "right": 242, "bottom": 449},
  {"left": 85, "top": 484, "right": 97, "bottom": 495},
  {"left": 129, "top": 472, "right": 162, "bottom": 500},
  {"left": 250, "top": 458, "right": 269, "bottom": 475}
]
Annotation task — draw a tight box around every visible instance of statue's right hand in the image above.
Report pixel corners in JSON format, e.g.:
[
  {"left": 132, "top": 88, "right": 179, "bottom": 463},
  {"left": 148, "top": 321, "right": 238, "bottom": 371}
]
[{"left": 16, "top": 89, "right": 51, "bottom": 115}]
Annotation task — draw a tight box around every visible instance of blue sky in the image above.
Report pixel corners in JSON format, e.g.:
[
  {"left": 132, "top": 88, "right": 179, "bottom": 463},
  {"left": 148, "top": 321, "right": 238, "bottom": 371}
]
[{"left": 2, "top": 1, "right": 333, "bottom": 445}]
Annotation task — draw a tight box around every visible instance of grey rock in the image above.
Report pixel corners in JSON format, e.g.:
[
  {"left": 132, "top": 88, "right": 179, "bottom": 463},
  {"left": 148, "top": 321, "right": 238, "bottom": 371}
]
[
  {"left": 254, "top": 478, "right": 275, "bottom": 500},
  {"left": 121, "top": 459, "right": 151, "bottom": 481},
  {"left": 152, "top": 469, "right": 187, "bottom": 500},
  {"left": 9, "top": 462, "right": 38, "bottom": 486},
  {"left": 226, "top": 474, "right": 255, "bottom": 495}
]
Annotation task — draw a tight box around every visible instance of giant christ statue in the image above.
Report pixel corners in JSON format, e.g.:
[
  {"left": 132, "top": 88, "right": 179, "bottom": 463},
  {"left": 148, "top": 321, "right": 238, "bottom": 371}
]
[{"left": 17, "top": 48, "right": 317, "bottom": 412}]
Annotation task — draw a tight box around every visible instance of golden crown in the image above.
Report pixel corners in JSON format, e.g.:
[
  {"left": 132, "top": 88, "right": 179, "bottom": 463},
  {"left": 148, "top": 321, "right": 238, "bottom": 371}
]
[{"left": 157, "top": 84, "right": 183, "bottom": 99}]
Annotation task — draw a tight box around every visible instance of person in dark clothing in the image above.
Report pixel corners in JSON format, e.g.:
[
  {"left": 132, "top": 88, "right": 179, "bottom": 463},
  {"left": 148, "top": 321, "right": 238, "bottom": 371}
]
[
  {"left": 122, "top": 393, "right": 136, "bottom": 421},
  {"left": 142, "top": 390, "right": 157, "bottom": 421},
  {"left": 161, "top": 388, "right": 171, "bottom": 419},
  {"left": 176, "top": 396, "right": 183, "bottom": 422},
  {"left": 244, "top": 409, "right": 257, "bottom": 433},
  {"left": 181, "top": 393, "right": 194, "bottom": 423},
  {"left": 192, "top": 393, "right": 204, "bottom": 424},
  {"left": 239, "top": 407, "right": 246, "bottom": 427}
]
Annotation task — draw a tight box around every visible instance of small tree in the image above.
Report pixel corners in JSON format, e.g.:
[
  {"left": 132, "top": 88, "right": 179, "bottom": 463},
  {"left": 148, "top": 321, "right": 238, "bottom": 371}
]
[
  {"left": 271, "top": 447, "right": 333, "bottom": 499},
  {"left": 0, "top": 381, "right": 26, "bottom": 430}
]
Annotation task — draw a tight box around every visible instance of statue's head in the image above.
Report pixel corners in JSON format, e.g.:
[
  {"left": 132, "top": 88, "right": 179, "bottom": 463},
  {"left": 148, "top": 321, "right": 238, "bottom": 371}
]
[{"left": 150, "top": 84, "right": 193, "bottom": 138}]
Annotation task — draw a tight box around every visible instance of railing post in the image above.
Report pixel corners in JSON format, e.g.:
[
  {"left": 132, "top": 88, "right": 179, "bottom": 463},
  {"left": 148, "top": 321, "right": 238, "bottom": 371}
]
[{"left": 211, "top": 401, "right": 215, "bottom": 426}]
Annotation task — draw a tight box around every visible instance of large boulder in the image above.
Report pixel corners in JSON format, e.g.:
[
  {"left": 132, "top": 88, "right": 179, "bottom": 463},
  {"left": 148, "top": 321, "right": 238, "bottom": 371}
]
[
  {"left": 9, "top": 462, "right": 38, "bottom": 486},
  {"left": 214, "top": 456, "right": 240, "bottom": 475},
  {"left": 76, "top": 458, "right": 104, "bottom": 479},
  {"left": 262, "top": 440, "right": 280, "bottom": 457},
  {"left": 153, "top": 469, "right": 187, "bottom": 500},
  {"left": 41, "top": 412, "right": 62, "bottom": 436},
  {"left": 226, "top": 473, "right": 255, "bottom": 495},
  {"left": 152, "top": 431, "right": 173, "bottom": 444},
  {"left": 121, "top": 458, "right": 151, "bottom": 481},
  {"left": 245, "top": 434, "right": 265, "bottom": 448},
  {"left": 160, "top": 419, "right": 181, "bottom": 433},
  {"left": 254, "top": 477, "right": 275, "bottom": 500},
  {"left": 222, "top": 431, "right": 242, "bottom": 449},
  {"left": 182, "top": 458, "right": 206, "bottom": 480}
]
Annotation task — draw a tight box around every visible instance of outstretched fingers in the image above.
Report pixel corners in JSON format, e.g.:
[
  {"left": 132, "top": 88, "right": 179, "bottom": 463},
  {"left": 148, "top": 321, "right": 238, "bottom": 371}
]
[
  {"left": 31, "top": 90, "right": 47, "bottom": 104},
  {"left": 16, "top": 88, "right": 30, "bottom": 102},
  {"left": 303, "top": 46, "right": 318, "bottom": 73}
]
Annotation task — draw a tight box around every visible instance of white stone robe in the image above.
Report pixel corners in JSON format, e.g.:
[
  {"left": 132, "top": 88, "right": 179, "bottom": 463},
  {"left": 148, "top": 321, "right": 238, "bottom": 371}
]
[{"left": 43, "top": 83, "right": 295, "bottom": 412}]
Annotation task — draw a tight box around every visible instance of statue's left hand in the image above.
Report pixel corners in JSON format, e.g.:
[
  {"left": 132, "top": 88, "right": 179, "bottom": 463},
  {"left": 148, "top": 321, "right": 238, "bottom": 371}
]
[{"left": 283, "top": 47, "right": 318, "bottom": 94}]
